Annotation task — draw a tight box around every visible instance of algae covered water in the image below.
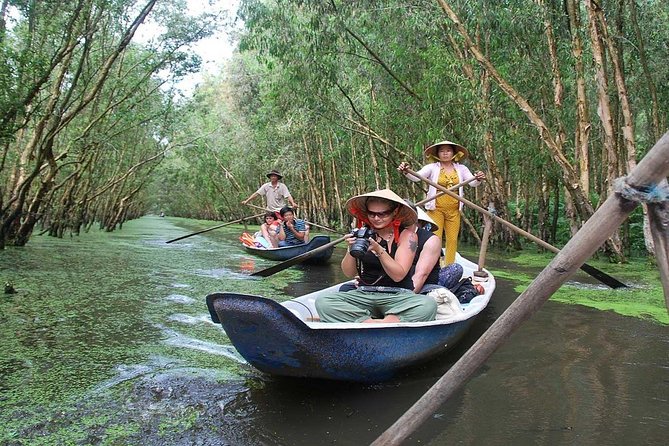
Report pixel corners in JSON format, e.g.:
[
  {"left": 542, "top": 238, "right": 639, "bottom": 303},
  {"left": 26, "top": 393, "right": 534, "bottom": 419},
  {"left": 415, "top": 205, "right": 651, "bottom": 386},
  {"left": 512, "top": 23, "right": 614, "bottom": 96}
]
[
  {"left": 0, "top": 216, "right": 301, "bottom": 444},
  {"left": 0, "top": 216, "right": 666, "bottom": 445}
]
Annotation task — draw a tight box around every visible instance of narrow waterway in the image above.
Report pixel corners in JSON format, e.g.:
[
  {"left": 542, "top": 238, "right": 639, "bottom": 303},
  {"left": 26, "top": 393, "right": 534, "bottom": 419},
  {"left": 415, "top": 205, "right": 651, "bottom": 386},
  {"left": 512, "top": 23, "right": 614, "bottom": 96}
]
[{"left": 0, "top": 216, "right": 666, "bottom": 445}]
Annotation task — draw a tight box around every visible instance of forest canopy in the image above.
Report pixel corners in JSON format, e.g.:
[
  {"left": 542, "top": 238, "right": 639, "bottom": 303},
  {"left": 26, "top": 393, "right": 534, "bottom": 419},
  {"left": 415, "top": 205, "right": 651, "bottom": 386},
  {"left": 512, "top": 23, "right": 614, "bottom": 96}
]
[{"left": 1, "top": 0, "right": 667, "bottom": 260}]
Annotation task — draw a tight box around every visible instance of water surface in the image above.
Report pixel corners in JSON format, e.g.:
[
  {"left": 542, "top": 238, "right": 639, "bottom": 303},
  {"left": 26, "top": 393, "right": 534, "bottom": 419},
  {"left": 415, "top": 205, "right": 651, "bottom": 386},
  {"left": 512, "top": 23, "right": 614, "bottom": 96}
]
[{"left": 0, "top": 216, "right": 666, "bottom": 445}]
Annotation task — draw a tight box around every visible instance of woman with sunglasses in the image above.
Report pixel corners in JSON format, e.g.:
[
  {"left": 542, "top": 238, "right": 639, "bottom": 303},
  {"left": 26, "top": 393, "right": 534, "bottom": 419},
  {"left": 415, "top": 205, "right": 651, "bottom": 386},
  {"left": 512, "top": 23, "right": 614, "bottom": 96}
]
[{"left": 315, "top": 189, "right": 437, "bottom": 323}]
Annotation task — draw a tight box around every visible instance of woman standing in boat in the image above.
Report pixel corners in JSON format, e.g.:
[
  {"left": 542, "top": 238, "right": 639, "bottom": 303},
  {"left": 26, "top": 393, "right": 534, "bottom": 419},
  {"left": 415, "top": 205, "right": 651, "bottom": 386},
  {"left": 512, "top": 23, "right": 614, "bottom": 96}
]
[
  {"left": 398, "top": 140, "right": 485, "bottom": 265},
  {"left": 315, "top": 189, "right": 437, "bottom": 323}
]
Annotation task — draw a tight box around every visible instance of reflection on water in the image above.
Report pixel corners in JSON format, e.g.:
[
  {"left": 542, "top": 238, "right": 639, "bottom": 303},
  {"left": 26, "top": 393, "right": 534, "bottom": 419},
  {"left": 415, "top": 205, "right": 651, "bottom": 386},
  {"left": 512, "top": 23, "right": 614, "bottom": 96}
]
[{"left": 0, "top": 216, "right": 666, "bottom": 445}]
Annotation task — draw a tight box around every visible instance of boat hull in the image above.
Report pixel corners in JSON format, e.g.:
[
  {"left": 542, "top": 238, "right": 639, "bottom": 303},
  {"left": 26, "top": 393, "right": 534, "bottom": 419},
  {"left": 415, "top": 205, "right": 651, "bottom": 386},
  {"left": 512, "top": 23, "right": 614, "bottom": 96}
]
[
  {"left": 243, "top": 235, "right": 333, "bottom": 264},
  {"left": 207, "top": 292, "right": 474, "bottom": 381}
]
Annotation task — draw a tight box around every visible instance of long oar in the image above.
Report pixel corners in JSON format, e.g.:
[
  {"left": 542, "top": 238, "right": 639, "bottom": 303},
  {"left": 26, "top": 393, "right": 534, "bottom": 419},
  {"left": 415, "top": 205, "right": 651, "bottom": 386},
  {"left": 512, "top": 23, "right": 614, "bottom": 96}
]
[
  {"left": 243, "top": 202, "right": 339, "bottom": 234},
  {"left": 165, "top": 213, "right": 265, "bottom": 244},
  {"left": 250, "top": 235, "right": 347, "bottom": 277},
  {"left": 403, "top": 167, "right": 627, "bottom": 288},
  {"left": 415, "top": 176, "right": 478, "bottom": 207}
]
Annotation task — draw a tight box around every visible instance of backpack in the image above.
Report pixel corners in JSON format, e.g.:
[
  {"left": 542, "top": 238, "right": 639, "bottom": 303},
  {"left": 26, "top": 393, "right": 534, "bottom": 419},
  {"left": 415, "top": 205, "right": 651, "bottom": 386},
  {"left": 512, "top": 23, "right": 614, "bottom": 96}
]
[{"left": 449, "top": 277, "right": 479, "bottom": 303}]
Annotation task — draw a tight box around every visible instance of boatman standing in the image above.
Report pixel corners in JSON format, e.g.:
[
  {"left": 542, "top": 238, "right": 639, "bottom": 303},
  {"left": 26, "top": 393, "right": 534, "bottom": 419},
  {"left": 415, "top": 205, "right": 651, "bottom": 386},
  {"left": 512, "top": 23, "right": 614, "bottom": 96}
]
[{"left": 242, "top": 169, "right": 298, "bottom": 212}]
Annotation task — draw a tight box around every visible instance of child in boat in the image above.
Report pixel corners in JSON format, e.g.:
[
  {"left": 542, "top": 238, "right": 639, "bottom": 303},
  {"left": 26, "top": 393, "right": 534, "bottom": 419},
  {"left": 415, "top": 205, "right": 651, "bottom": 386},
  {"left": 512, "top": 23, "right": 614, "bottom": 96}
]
[
  {"left": 258, "top": 211, "right": 281, "bottom": 248},
  {"left": 315, "top": 189, "right": 437, "bottom": 323}
]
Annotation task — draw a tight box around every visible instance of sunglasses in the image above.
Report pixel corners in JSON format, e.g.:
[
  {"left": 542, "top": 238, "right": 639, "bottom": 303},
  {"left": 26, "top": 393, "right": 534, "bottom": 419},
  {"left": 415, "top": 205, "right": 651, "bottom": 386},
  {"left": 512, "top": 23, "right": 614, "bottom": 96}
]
[{"left": 366, "top": 209, "right": 395, "bottom": 219}]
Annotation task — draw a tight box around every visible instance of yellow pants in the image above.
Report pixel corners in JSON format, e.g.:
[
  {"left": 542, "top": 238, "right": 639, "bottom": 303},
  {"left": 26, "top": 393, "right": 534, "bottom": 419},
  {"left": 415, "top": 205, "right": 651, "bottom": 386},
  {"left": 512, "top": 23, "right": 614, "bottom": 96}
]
[{"left": 427, "top": 204, "right": 460, "bottom": 265}]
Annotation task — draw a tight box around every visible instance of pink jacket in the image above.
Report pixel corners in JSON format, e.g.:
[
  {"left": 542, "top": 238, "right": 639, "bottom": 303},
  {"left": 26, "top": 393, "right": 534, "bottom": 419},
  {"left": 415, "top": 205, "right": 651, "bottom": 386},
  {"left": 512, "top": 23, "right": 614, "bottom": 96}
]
[{"left": 404, "top": 162, "right": 480, "bottom": 210}]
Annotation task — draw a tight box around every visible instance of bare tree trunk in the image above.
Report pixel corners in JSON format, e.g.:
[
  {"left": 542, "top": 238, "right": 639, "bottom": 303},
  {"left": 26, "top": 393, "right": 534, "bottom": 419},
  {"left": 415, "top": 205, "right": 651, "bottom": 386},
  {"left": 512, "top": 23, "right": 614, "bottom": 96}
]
[
  {"left": 550, "top": 179, "right": 560, "bottom": 244},
  {"left": 349, "top": 121, "right": 361, "bottom": 195},
  {"left": 629, "top": 0, "right": 662, "bottom": 141},
  {"left": 566, "top": 0, "right": 591, "bottom": 196},
  {"left": 302, "top": 134, "right": 320, "bottom": 221},
  {"left": 585, "top": 0, "right": 625, "bottom": 260},
  {"left": 329, "top": 134, "right": 344, "bottom": 227},
  {"left": 316, "top": 136, "right": 329, "bottom": 223}
]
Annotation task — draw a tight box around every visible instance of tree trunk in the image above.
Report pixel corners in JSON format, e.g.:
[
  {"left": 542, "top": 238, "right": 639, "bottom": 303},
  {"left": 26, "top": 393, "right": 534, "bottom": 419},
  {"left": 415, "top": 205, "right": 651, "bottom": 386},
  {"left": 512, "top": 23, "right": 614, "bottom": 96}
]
[
  {"left": 585, "top": 0, "right": 625, "bottom": 261},
  {"left": 629, "top": 0, "right": 662, "bottom": 140},
  {"left": 566, "top": 0, "right": 591, "bottom": 196},
  {"left": 327, "top": 134, "right": 344, "bottom": 227}
]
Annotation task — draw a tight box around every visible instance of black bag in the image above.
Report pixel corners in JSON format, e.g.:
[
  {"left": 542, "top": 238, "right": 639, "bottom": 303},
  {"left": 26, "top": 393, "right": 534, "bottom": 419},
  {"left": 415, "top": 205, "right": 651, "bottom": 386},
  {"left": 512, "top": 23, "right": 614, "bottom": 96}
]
[{"left": 449, "top": 277, "right": 479, "bottom": 303}]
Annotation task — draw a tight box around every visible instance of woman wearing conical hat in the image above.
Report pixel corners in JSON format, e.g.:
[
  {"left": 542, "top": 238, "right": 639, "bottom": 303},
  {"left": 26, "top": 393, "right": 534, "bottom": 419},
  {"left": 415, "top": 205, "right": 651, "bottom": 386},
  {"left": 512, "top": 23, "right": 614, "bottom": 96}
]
[
  {"left": 315, "top": 189, "right": 437, "bottom": 323},
  {"left": 399, "top": 140, "right": 485, "bottom": 265}
]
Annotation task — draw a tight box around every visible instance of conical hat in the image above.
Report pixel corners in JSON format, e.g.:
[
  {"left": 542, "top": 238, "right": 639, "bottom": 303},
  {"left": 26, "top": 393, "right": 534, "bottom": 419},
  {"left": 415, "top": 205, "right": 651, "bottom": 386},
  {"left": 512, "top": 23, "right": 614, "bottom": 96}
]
[
  {"left": 424, "top": 140, "right": 469, "bottom": 162},
  {"left": 416, "top": 207, "right": 439, "bottom": 232},
  {"left": 345, "top": 189, "right": 417, "bottom": 226}
]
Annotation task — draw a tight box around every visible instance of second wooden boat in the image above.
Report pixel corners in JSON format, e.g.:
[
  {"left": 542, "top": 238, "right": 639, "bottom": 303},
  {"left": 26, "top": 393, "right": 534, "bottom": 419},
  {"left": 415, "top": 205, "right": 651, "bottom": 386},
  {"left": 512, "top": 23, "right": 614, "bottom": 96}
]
[{"left": 243, "top": 235, "right": 334, "bottom": 264}]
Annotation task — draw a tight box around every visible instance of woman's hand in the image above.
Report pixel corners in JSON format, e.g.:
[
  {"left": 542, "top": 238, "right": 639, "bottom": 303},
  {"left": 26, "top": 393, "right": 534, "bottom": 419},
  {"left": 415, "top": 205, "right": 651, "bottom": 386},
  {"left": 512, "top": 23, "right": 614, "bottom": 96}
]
[
  {"left": 367, "top": 237, "right": 387, "bottom": 257},
  {"left": 474, "top": 170, "right": 486, "bottom": 181},
  {"left": 397, "top": 162, "right": 410, "bottom": 173},
  {"left": 343, "top": 233, "right": 356, "bottom": 249}
]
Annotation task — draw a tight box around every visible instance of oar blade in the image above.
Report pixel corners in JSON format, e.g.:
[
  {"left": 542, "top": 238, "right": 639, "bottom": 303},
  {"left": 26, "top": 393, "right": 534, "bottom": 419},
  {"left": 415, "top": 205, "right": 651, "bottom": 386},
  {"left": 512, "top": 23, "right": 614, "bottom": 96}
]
[
  {"left": 250, "top": 236, "right": 346, "bottom": 277},
  {"left": 580, "top": 263, "right": 627, "bottom": 289}
]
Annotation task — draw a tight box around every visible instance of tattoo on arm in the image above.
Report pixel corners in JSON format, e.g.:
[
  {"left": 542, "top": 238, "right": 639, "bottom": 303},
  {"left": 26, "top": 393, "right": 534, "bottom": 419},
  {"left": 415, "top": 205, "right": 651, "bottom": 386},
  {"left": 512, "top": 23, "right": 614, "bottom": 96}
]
[{"left": 408, "top": 236, "right": 418, "bottom": 253}]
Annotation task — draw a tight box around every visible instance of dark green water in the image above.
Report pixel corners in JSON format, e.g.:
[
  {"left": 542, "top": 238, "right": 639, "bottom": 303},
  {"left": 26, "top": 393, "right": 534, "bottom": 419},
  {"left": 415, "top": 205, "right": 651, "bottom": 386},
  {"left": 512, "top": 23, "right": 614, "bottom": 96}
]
[{"left": 0, "top": 216, "right": 666, "bottom": 445}]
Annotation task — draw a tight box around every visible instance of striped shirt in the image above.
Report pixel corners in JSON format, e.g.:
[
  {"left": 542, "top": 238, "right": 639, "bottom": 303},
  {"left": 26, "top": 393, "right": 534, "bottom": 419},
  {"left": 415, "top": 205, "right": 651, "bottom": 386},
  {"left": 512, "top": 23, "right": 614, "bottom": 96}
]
[{"left": 282, "top": 219, "right": 306, "bottom": 245}]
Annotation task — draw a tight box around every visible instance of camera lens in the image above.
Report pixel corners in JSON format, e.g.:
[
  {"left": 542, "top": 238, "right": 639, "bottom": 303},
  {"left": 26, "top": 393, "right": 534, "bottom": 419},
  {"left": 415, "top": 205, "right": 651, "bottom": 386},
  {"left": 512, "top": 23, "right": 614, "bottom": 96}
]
[
  {"left": 349, "top": 238, "right": 370, "bottom": 259},
  {"left": 349, "top": 226, "right": 372, "bottom": 259}
]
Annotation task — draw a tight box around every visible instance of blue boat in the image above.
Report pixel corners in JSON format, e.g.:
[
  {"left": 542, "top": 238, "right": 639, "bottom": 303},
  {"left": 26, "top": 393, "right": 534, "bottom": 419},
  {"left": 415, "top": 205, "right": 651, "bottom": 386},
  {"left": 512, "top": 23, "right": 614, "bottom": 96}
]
[
  {"left": 206, "top": 254, "right": 495, "bottom": 382},
  {"left": 243, "top": 235, "right": 334, "bottom": 264}
]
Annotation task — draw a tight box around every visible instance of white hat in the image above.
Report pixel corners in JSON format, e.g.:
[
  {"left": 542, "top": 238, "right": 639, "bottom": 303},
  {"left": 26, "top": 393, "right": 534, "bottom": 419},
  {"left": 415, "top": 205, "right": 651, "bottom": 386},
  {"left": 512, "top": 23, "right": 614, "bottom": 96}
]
[{"left": 416, "top": 207, "right": 439, "bottom": 232}]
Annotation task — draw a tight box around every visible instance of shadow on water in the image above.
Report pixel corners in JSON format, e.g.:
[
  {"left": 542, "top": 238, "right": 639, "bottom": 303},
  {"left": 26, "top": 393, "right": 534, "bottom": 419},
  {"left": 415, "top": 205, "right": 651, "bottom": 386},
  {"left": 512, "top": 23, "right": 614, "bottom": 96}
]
[{"left": 0, "top": 216, "right": 666, "bottom": 445}]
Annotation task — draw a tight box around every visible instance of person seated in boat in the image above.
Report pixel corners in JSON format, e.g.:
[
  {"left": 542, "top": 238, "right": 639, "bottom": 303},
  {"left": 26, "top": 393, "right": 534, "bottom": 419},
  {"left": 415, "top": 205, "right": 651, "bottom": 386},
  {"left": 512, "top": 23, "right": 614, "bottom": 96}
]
[
  {"left": 258, "top": 211, "right": 281, "bottom": 248},
  {"left": 408, "top": 204, "right": 443, "bottom": 294},
  {"left": 315, "top": 189, "right": 437, "bottom": 323},
  {"left": 277, "top": 206, "right": 307, "bottom": 247}
]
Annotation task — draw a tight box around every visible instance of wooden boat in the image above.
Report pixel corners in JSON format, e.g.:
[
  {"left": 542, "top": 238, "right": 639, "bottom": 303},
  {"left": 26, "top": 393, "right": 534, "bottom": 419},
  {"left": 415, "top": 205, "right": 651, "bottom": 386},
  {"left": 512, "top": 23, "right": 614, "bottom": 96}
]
[
  {"left": 206, "top": 254, "right": 495, "bottom": 382},
  {"left": 243, "top": 235, "right": 334, "bottom": 264}
]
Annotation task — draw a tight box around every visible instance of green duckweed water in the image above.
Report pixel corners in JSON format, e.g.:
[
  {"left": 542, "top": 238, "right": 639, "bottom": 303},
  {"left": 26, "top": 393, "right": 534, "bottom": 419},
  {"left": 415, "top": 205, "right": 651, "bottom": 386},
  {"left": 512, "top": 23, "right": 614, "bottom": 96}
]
[
  {"left": 487, "top": 250, "right": 667, "bottom": 325},
  {"left": 0, "top": 216, "right": 301, "bottom": 445},
  {"left": 0, "top": 216, "right": 666, "bottom": 445}
]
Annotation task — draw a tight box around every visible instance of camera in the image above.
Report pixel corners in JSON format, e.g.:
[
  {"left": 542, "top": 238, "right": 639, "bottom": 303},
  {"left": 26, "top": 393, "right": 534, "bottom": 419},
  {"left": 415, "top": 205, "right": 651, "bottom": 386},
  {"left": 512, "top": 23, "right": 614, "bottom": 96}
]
[{"left": 349, "top": 226, "right": 376, "bottom": 259}]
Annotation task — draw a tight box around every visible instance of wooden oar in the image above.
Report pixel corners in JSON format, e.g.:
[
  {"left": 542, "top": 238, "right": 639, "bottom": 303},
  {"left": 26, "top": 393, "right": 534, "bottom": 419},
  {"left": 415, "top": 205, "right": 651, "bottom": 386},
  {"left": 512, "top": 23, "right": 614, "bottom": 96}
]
[
  {"left": 414, "top": 176, "right": 478, "bottom": 207},
  {"left": 403, "top": 167, "right": 627, "bottom": 288},
  {"left": 165, "top": 213, "right": 265, "bottom": 244},
  {"left": 243, "top": 202, "right": 339, "bottom": 234},
  {"left": 250, "top": 235, "right": 347, "bottom": 277}
]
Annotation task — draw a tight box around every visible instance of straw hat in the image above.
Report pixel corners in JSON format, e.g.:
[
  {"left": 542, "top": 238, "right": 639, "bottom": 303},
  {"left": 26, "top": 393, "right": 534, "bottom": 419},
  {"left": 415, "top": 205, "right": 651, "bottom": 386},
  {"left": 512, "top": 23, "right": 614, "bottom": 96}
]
[
  {"left": 346, "top": 189, "right": 418, "bottom": 226},
  {"left": 416, "top": 207, "right": 439, "bottom": 232},
  {"left": 424, "top": 140, "right": 469, "bottom": 162},
  {"left": 266, "top": 169, "right": 283, "bottom": 179}
]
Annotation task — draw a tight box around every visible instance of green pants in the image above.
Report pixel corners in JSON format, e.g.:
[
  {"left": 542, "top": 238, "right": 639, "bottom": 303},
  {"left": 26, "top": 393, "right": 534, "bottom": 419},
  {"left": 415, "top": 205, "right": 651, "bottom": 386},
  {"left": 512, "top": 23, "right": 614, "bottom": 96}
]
[{"left": 315, "top": 289, "right": 437, "bottom": 323}]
